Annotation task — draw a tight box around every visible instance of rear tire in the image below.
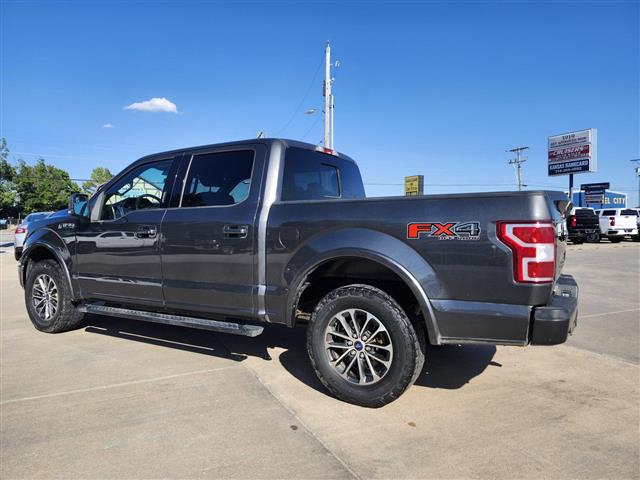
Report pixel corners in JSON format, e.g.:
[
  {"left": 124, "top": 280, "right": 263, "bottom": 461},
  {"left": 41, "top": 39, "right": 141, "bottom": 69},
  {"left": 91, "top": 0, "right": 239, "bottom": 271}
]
[
  {"left": 25, "top": 259, "right": 84, "bottom": 333},
  {"left": 307, "top": 284, "right": 425, "bottom": 408},
  {"left": 586, "top": 232, "right": 600, "bottom": 243}
]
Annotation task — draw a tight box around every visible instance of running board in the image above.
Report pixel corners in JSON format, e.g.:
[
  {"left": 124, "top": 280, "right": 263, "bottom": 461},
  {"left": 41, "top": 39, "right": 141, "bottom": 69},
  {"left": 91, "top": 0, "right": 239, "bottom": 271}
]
[{"left": 80, "top": 304, "right": 264, "bottom": 337}]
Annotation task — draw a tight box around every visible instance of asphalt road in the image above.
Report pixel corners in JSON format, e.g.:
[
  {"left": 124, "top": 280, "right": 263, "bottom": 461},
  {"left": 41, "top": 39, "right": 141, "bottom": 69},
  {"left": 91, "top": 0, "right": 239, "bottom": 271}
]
[{"left": 1, "top": 231, "right": 638, "bottom": 479}]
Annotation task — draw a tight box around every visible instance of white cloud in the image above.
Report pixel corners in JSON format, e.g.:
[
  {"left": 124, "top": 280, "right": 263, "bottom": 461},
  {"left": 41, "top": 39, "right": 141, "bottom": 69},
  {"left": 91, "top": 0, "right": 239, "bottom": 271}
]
[
  {"left": 102, "top": 123, "right": 114, "bottom": 128},
  {"left": 124, "top": 97, "right": 178, "bottom": 113}
]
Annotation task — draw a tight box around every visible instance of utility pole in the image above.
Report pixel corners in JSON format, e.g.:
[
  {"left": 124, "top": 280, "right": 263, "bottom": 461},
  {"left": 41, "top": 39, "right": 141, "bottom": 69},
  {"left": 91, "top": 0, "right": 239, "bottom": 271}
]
[
  {"left": 323, "top": 42, "right": 332, "bottom": 150},
  {"left": 508, "top": 146, "right": 529, "bottom": 192}
]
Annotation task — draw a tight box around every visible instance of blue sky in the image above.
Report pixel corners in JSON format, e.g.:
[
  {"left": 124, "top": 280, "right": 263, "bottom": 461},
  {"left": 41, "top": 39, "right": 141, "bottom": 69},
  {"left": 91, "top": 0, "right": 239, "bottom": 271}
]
[{"left": 2, "top": 1, "right": 638, "bottom": 204}]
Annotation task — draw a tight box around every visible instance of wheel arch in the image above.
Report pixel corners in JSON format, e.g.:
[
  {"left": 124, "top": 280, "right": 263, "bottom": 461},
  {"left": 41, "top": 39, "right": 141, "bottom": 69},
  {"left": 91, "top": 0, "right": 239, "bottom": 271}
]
[
  {"left": 284, "top": 229, "right": 442, "bottom": 344},
  {"left": 20, "top": 235, "right": 78, "bottom": 301}
]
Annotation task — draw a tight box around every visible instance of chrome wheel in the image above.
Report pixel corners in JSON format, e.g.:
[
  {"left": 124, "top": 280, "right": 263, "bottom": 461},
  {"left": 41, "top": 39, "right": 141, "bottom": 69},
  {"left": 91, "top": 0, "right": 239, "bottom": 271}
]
[
  {"left": 32, "top": 274, "right": 58, "bottom": 321},
  {"left": 323, "top": 308, "right": 394, "bottom": 385}
]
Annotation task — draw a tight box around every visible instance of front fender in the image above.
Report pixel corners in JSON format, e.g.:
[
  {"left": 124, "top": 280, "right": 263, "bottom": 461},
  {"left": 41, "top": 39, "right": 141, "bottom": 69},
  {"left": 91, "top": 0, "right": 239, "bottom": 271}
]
[
  {"left": 20, "top": 228, "right": 78, "bottom": 301},
  {"left": 284, "top": 228, "right": 443, "bottom": 342}
]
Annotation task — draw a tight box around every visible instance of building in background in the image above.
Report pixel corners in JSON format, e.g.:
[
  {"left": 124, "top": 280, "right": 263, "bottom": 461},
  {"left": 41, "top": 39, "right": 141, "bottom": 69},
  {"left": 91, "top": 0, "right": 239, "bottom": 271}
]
[{"left": 571, "top": 190, "right": 627, "bottom": 209}]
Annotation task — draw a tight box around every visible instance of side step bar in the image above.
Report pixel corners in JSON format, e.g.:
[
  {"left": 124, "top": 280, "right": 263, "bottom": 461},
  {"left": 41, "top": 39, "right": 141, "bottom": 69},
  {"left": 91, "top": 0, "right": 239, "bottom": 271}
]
[{"left": 79, "top": 304, "right": 264, "bottom": 337}]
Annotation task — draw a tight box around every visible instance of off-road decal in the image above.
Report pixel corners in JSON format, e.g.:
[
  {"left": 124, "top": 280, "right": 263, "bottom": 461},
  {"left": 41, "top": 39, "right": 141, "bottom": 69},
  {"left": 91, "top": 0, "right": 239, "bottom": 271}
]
[{"left": 407, "top": 221, "right": 481, "bottom": 241}]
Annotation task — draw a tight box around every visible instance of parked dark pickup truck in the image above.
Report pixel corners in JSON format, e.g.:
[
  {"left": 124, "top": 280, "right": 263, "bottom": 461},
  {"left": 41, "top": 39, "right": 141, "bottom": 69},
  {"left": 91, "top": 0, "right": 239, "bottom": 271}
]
[
  {"left": 566, "top": 207, "right": 600, "bottom": 244},
  {"left": 19, "top": 139, "right": 578, "bottom": 407}
]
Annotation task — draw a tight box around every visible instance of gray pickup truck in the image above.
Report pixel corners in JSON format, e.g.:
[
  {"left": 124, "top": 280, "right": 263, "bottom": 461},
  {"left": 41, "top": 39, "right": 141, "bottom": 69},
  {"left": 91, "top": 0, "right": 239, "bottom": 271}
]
[{"left": 19, "top": 139, "right": 578, "bottom": 407}]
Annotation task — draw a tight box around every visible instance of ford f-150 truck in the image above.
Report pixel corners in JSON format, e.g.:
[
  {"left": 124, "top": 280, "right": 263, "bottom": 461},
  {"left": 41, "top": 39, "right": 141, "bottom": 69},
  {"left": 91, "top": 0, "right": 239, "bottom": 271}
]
[{"left": 19, "top": 139, "right": 578, "bottom": 407}]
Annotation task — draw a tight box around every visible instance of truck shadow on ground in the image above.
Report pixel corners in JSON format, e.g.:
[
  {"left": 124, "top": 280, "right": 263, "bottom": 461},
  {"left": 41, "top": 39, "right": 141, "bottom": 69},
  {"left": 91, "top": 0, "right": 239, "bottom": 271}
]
[{"left": 84, "top": 315, "right": 498, "bottom": 395}]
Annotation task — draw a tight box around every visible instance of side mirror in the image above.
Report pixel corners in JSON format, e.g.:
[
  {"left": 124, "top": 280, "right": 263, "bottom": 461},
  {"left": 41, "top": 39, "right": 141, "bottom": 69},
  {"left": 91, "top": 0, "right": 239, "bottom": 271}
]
[{"left": 68, "top": 193, "right": 90, "bottom": 219}]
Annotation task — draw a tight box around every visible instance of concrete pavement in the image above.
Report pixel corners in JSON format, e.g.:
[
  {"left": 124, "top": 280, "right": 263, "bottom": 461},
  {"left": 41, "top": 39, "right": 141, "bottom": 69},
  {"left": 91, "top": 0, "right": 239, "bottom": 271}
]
[{"left": 1, "top": 232, "right": 638, "bottom": 479}]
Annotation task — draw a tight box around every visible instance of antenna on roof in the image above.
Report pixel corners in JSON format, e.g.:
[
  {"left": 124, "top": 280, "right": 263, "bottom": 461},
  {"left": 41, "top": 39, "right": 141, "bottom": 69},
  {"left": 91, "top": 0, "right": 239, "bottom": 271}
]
[{"left": 256, "top": 130, "right": 265, "bottom": 139}]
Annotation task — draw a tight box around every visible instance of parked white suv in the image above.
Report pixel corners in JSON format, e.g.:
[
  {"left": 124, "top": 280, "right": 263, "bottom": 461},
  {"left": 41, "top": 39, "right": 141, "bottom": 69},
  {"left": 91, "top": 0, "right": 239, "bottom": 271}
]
[{"left": 596, "top": 208, "right": 638, "bottom": 242}]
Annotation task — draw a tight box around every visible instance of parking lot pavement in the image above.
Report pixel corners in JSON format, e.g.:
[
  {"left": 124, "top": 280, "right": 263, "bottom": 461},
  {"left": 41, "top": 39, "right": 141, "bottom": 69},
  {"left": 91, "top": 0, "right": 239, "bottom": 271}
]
[{"left": 1, "top": 236, "right": 638, "bottom": 479}]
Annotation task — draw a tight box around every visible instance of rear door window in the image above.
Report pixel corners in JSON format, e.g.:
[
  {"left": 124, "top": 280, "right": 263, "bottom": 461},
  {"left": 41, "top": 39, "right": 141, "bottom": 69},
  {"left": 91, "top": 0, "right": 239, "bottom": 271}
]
[{"left": 181, "top": 150, "right": 254, "bottom": 207}]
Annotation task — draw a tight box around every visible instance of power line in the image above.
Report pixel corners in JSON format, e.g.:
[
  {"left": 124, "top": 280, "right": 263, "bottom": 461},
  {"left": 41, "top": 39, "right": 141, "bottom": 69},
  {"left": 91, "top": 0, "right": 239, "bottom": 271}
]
[
  {"left": 300, "top": 113, "right": 322, "bottom": 141},
  {"left": 275, "top": 55, "right": 324, "bottom": 136}
]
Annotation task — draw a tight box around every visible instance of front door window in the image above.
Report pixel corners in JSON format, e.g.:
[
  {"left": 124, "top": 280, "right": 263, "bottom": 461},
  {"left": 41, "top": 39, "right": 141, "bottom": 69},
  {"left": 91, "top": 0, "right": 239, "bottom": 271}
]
[{"left": 101, "top": 159, "right": 173, "bottom": 220}]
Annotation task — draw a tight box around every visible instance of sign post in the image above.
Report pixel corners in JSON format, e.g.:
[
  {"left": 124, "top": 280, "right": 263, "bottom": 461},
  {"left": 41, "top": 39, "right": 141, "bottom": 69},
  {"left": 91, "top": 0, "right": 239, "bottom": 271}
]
[
  {"left": 404, "top": 175, "right": 424, "bottom": 196},
  {"left": 548, "top": 129, "right": 597, "bottom": 199}
]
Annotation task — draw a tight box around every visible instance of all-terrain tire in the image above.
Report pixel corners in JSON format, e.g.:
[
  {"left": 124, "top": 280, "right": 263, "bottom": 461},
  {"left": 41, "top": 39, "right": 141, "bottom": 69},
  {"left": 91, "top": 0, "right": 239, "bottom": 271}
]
[
  {"left": 307, "top": 284, "right": 426, "bottom": 408},
  {"left": 25, "top": 259, "right": 84, "bottom": 333}
]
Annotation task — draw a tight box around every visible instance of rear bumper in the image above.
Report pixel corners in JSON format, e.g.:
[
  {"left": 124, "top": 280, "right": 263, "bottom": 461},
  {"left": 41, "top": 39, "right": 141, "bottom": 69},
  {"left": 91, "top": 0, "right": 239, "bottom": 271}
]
[
  {"left": 432, "top": 275, "right": 578, "bottom": 346},
  {"left": 606, "top": 228, "right": 638, "bottom": 236},
  {"left": 530, "top": 275, "right": 578, "bottom": 345},
  {"left": 568, "top": 228, "right": 597, "bottom": 239}
]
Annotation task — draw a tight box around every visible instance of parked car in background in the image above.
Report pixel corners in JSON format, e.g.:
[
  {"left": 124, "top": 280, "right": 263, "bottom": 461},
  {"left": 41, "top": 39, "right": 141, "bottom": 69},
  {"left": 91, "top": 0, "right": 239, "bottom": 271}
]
[
  {"left": 596, "top": 208, "right": 638, "bottom": 242},
  {"left": 0, "top": 219, "right": 7, "bottom": 230},
  {"left": 566, "top": 207, "right": 600, "bottom": 244},
  {"left": 14, "top": 212, "right": 53, "bottom": 260}
]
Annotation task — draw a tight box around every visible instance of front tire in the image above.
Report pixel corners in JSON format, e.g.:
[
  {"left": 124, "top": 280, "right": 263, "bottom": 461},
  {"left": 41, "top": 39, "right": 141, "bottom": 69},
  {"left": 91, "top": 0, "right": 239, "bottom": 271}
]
[
  {"left": 25, "top": 259, "right": 84, "bottom": 333},
  {"left": 307, "top": 284, "right": 425, "bottom": 408}
]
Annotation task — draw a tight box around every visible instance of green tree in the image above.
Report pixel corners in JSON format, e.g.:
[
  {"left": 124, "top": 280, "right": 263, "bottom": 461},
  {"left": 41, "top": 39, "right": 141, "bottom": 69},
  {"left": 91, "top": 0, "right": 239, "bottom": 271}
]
[
  {"left": 82, "top": 167, "right": 113, "bottom": 193},
  {"left": 0, "top": 138, "right": 18, "bottom": 217},
  {"left": 15, "top": 158, "right": 79, "bottom": 214}
]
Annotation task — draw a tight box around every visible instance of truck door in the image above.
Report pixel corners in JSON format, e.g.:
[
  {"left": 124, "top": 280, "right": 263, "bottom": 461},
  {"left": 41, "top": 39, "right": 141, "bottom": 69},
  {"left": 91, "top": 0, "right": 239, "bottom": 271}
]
[
  {"left": 160, "top": 145, "right": 266, "bottom": 318},
  {"left": 75, "top": 157, "right": 178, "bottom": 306}
]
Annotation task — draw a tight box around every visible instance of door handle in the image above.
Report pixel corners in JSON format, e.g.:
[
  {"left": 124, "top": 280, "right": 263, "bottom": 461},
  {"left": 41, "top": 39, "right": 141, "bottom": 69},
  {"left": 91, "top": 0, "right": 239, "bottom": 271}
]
[
  {"left": 136, "top": 225, "right": 157, "bottom": 238},
  {"left": 223, "top": 225, "right": 248, "bottom": 239}
]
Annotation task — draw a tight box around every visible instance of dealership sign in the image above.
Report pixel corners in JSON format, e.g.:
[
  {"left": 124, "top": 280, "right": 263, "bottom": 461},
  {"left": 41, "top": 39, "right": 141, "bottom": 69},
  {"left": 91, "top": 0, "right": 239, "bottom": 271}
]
[
  {"left": 548, "top": 129, "right": 597, "bottom": 176},
  {"left": 404, "top": 175, "right": 424, "bottom": 196}
]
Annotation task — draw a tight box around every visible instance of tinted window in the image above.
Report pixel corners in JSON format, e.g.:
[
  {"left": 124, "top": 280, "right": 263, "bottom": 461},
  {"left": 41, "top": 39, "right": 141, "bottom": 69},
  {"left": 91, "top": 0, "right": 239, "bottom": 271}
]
[
  {"left": 282, "top": 147, "right": 365, "bottom": 201},
  {"left": 102, "top": 159, "right": 173, "bottom": 220},
  {"left": 621, "top": 209, "right": 638, "bottom": 216},
  {"left": 181, "top": 150, "right": 254, "bottom": 207},
  {"left": 601, "top": 209, "right": 616, "bottom": 216}
]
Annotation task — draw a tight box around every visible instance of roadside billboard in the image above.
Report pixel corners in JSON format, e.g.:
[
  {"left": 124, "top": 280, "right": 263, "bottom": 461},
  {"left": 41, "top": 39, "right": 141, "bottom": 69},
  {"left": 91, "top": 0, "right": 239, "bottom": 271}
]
[{"left": 548, "top": 129, "right": 597, "bottom": 176}]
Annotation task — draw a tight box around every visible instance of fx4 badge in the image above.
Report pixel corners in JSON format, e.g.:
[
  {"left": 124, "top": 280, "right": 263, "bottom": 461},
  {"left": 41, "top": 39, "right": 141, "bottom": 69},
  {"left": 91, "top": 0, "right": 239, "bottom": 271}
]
[
  {"left": 407, "top": 222, "right": 481, "bottom": 241},
  {"left": 58, "top": 223, "right": 75, "bottom": 230}
]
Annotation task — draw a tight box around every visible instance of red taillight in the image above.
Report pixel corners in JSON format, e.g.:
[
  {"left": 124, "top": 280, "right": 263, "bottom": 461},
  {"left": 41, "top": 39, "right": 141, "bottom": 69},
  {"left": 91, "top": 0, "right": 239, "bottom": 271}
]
[
  {"left": 570, "top": 216, "right": 577, "bottom": 228},
  {"left": 497, "top": 221, "right": 556, "bottom": 284},
  {"left": 609, "top": 216, "right": 615, "bottom": 226},
  {"left": 15, "top": 227, "right": 26, "bottom": 234}
]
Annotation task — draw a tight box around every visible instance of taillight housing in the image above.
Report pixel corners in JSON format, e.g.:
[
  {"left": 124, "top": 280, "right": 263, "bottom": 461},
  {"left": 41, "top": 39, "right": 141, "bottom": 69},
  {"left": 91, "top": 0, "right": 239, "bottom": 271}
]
[
  {"left": 570, "top": 216, "right": 577, "bottom": 228},
  {"left": 497, "top": 221, "right": 556, "bottom": 284},
  {"left": 609, "top": 216, "right": 615, "bottom": 226},
  {"left": 15, "top": 227, "right": 26, "bottom": 234}
]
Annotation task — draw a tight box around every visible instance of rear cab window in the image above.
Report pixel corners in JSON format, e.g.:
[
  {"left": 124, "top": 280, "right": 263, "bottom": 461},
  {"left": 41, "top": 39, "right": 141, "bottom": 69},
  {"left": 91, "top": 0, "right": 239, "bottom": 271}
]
[
  {"left": 601, "top": 210, "right": 616, "bottom": 216},
  {"left": 621, "top": 209, "right": 638, "bottom": 216},
  {"left": 281, "top": 147, "right": 365, "bottom": 201}
]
